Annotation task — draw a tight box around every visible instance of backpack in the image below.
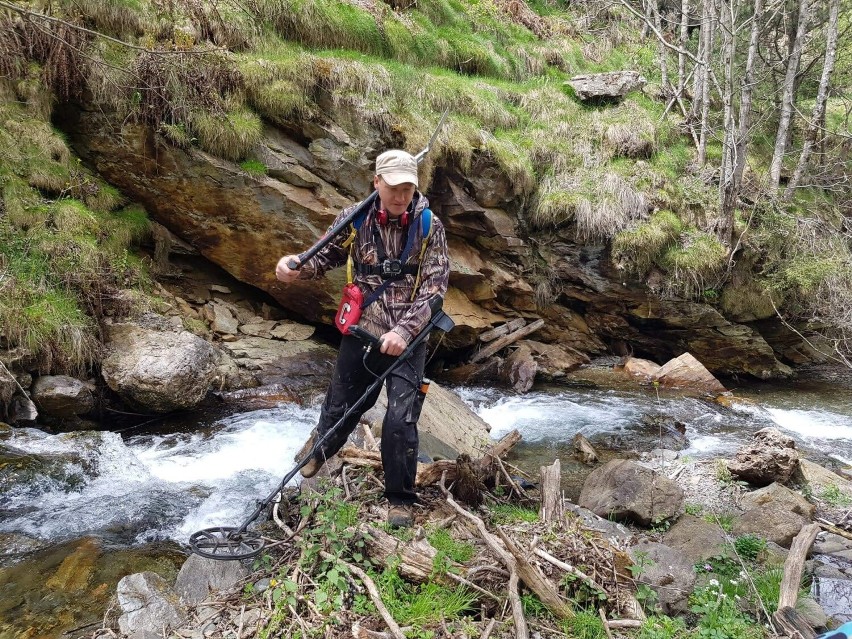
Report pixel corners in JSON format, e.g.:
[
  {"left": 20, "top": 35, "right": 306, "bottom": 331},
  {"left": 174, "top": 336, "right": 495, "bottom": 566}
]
[{"left": 342, "top": 208, "right": 434, "bottom": 302}]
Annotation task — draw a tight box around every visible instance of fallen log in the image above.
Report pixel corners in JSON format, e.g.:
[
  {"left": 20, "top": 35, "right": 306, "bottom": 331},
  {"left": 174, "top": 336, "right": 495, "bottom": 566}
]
[
  {"left": 479, "top": 318, "right": 527, "bottom": 343},
  {"left": 358, "top": 523, "right": 443, "bottom": 583},
  {"left": 471, "top": 319, "right": 545, "bottom": 364},
  {"left": 339, "top": 429, "right": 523, "bottom": 488},
  {"left": 772, "top": 523, "right": 819, "bottom": 639}
]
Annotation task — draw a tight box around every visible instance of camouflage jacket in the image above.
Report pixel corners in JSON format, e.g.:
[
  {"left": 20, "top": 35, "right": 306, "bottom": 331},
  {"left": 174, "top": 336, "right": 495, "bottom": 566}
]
[{"left": 299, "top": 192, "right": 449, "bottom": 344}]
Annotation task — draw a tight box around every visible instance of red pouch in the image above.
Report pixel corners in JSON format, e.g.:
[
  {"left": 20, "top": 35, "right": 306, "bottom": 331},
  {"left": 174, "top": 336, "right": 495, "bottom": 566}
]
[{"left": 335, "top": 283, "right": 363, "bottom": 335}]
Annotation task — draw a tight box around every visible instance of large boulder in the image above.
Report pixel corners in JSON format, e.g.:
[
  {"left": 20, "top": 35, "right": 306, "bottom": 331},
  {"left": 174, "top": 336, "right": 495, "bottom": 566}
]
[
  {"left": 31, "top": 375, "right": 94, "bottom": 418},
  {"left": 727, "top": 428, "right": 800, "bottom": 486},
  {"left": 663, "top": 515, "right": 728, "bottom": 564},
  {"left": 732, "top": 503, "right": 806, "bottom": 548},
  {"left": 366, "top": 382, "right": 492, "bottom": 459},
  {"left": 651, "top": 352, "right": 726, "bottom": 394},
  {"left": 102, "top": 321, "right": 217, "bottom": 413},
  {"left": 578, "top": 459, "right": 684, "bottom": 526},
  {"left": 565, "top": 71, "right": 647, "bottom": 101}
]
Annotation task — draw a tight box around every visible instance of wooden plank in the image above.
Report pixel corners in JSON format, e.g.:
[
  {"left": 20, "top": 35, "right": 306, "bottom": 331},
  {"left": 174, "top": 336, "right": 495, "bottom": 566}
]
[
  {"left": 479, "top": 318, "right": 527, "bottom": 343},
  {"left": 470, "top": 319, "right": 545, "bottom": 364}
]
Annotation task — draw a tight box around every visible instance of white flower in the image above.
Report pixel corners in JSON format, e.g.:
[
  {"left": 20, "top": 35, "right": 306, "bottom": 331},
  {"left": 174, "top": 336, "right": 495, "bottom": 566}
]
[{"left": 709, "top": 579, "right": 720, "bottom": 587}]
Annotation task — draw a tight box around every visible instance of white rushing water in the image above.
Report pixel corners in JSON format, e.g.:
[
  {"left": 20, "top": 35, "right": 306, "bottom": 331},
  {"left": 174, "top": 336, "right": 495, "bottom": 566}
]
[
  {"left": 3, "top": 384, "right": 852, "bottom": 549},
  {"left": 0, "top": 404, "right": 318, "bottom": 545}
]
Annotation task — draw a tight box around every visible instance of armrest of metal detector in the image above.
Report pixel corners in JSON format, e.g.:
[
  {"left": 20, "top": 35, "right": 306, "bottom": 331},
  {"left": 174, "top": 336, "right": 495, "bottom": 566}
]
[{"left": 348, "top": 325, "right": 381, "bottom": 346}]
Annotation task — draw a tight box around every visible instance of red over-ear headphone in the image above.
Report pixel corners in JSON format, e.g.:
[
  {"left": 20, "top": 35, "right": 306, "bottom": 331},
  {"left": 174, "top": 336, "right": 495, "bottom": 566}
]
[{"left": 376, "top": 209, "right": 410, "bottom": 227}]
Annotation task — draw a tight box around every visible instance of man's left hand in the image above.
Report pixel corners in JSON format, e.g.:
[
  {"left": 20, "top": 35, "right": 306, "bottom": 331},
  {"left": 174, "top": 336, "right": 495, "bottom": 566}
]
[{"left": 379, "top": 331, "right": 407, "bottom": 356}]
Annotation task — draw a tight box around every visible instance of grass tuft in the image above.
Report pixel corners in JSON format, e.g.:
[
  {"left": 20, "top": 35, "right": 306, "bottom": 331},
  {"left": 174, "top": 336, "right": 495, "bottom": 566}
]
[{"left": 612, "top": 209, "right": 683, "bottom": 275}]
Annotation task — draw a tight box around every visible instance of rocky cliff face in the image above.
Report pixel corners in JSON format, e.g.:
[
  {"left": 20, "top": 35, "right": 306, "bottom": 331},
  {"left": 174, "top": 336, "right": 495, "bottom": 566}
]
[{"left": 61, "top": 105, "right": 808, "bottom": 379}]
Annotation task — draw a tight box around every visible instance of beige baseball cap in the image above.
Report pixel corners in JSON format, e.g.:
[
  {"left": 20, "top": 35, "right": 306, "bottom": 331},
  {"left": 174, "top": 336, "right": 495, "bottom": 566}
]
[{"left": 375, "top": 149, "right": 418, "bottom": 187}]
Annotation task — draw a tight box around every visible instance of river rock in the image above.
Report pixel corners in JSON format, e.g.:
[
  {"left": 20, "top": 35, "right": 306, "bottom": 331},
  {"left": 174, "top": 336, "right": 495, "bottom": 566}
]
[
  {"left": 740, "top": 482, "right": 815, "bottom": 519},
  {"left": 619, "top": 357, "right": 661, "bottom": 379},
  {"left": 578, "top": 459, "right": 684, "bottom": 526},
  {"left": 174, "top": 553, "right": 249, "bottom": 606},
  {"left": 117, "top": 571, "right": 188, "bottom": 635},
  {"left": 498, "top": 344, "right": 537, "bottom": 393},
  {"left": 732, "top": 502, "right": 806, "bottom": 548},
  {"left": 0, "top": 365, "right": 16, "bottom": 406},
  {"left": 219, "top": 336, "right": 335, "bottom": 393},
  {"left": 797, "top": 459, "right": 852, "bottom": 499},
  {"left": 727, "top": 427, "right": 799, "bottom": 486},
  {"left": 629, "top": 541, "right": 696, "bottom": 614},
  {"left": 102, "top": 322, "right": 218, "bottom": 413},
  {"left": 651, "top": 352, "right": 727, "bottom": 394},
  {"left": 31, "top": 375, "right": 94, "bottom": 418},
  {"left": 663, "top": 515, "right": 728, "bottom": 564}
]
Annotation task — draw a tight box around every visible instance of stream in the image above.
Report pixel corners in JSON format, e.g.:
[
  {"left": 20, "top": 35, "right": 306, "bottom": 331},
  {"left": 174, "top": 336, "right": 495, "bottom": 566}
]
[{"left": 2, "top": 376, "right": 852, "bottom": 637}]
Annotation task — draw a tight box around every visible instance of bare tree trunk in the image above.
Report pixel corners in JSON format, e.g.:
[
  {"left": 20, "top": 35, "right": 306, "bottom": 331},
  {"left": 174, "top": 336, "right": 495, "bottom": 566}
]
[
  {"left": 678, "top": 0, "right": 690, "bottom": 97},
  {"left": 650, "top": 0, "right": 671, "bottom": 95},
  {"left": 718, "top": 0, "right": 736, "bottom": 243},
  {"left": 690, "top": 0, "right": 706, "bottom": 123},
  {"left": 697, "top": 0, "right": 715, "bottom": 165},
  {"left": 784, "top": 0, "right": 840, "bottom": 199},
  {"left": 769, "top": 0, "right": 812, "bottom": 190},
  {"left": 721, "top": 0, "right": 764, "bottom": 242}
]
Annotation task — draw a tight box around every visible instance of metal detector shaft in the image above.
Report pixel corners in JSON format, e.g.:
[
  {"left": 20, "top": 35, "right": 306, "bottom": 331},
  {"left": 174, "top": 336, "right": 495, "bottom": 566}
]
[
  {"left": 231, "top": 300, "right": 453, "bottom": 538},
  {"left": 286, "top": 109, "right": 448, "bottom": 271}
]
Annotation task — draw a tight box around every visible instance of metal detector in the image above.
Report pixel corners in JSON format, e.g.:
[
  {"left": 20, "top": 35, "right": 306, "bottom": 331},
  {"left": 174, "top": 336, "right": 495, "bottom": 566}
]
[{"left": 189, "top": 299, "right": 454, "bottom": 560}]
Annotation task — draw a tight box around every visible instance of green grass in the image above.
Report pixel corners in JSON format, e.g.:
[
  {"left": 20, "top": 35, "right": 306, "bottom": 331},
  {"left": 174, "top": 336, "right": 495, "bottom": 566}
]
[
  {"left": 611, "top": 209, "right": 683, "bottom": 275},
  {"left": 489, "top": 503, "right": 539, "bottom": 524},
  {"left": 0, "top": 99, "right": 151, "bottom": 372},
  {"left": 426, "top": 529, "right": 475, "bottom": 564},
  {"left": 373, "top": 563, "right": 476, "bottom": 627}
]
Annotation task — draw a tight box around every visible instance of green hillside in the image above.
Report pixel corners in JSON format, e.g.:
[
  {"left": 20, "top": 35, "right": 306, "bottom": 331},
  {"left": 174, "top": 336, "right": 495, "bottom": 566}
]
[{"left": 1, "top": 0, "right": 850, "bottom": 370}]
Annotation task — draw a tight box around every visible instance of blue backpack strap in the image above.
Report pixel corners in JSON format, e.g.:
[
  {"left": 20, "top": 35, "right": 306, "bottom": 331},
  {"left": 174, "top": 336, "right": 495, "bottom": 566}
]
[{"left": 410, "top": 208, "right": 433, "bottom": 300}]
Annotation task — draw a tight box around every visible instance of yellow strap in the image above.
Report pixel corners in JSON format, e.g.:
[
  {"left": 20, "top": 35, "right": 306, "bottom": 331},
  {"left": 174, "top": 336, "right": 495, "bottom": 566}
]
[{"left": 343, "top": 226, "right": 357, "bottom": 284}]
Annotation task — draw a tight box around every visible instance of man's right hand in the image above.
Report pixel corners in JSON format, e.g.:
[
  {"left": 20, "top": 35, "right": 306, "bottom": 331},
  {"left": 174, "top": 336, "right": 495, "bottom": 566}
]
[{"left": 275, "top": 255, "right": 301, "bottom": 283}]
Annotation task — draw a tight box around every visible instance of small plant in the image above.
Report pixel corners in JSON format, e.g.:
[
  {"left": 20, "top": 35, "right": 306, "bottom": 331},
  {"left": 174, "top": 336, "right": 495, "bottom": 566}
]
[
  {"left": 520, "top": 592, "right": 550, "bottom": 619},
  {"left": 562, "top": 608, "right": 606, "bottom": 639},
  {"left": 733, "top": 534, "right": 766, "bottom": 561},
  {"left": 715, "top": 460, "right": 733, "bottom": 484},
  {"left": 650, "top": 516, "right": 672, "bottom": 533},
  {"left": 426, "top": 528, "right": 475, "bottom": 564},
  {"left": 638, "top": 614, "right": 687, "bottom": 639},
  {"left": 684, "top": 503, "right": 703, "bottom": 516},
  {"left": 704, "top": 513, "right": 735, "bottom": 533},
  {"left": 819, "top": 483, "right": 852, "bottom": 507}
]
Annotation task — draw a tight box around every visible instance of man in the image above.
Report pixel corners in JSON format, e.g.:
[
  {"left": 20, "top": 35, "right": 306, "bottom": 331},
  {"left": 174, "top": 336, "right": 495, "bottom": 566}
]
[{"left": 275, "top": 149, "right": 449, "bottom": 527}]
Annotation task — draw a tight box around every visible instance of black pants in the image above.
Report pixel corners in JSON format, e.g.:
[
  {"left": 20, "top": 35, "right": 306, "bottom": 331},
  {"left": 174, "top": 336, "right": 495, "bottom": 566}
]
[{"left": 314, "top": 335, "right": 428, "bottom": 505}]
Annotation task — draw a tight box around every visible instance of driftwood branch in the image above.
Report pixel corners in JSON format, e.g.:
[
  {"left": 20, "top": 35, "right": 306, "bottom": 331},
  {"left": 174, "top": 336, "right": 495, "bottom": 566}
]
[
  {"left": 777, "top": 523, "right": 819, "bottom": 609},
  {"left": 471, "top": 319, "right": 544, "bottom": 363},
  {"left": 441, "top": 487, "right": 574, "bottom": 621},
  {"left": 479, "top": 318, "right": 527, "bottom": 343},
  {"left": 772, "top": 523, "right": 819, "bottom": 639}
]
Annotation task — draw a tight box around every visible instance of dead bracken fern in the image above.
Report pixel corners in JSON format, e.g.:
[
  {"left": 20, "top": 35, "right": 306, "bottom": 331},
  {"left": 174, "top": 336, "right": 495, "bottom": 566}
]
[{"left": 0, "top": 10, "right": 89, "bottom": 102}]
